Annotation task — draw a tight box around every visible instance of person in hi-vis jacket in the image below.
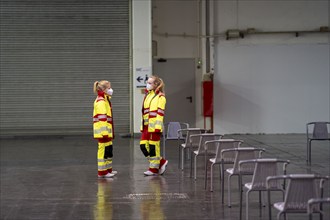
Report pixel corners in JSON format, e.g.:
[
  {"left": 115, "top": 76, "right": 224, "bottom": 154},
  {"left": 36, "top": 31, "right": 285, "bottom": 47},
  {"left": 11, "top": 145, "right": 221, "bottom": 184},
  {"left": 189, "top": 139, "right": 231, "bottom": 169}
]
[
  {"left": 140, "top": 75, "right": 168, "bottom": 176},
  {"left": 93, "top": 80, "right": 117, "bottom": 178}
]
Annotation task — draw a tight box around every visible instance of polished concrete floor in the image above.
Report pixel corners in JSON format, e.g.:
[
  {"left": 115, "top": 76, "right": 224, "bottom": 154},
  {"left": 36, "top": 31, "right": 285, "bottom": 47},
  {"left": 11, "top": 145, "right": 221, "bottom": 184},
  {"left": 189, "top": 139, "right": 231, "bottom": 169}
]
[{"left": 0, "top": 134, "right": 329, "bottom": 220}]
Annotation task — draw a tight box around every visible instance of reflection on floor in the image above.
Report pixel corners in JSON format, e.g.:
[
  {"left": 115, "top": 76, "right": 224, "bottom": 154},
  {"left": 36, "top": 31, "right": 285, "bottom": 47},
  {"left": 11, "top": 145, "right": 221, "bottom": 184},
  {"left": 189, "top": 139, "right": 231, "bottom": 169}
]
[{"left": 1, "top": 134, "right": 329, "bottom": 219}]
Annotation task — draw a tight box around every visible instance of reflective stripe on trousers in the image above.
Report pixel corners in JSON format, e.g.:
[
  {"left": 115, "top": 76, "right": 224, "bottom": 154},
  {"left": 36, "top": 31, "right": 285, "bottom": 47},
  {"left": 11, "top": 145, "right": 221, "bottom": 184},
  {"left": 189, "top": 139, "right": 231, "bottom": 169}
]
[{"left": 97, "top": 141, "right": 113, "bottom": 171}]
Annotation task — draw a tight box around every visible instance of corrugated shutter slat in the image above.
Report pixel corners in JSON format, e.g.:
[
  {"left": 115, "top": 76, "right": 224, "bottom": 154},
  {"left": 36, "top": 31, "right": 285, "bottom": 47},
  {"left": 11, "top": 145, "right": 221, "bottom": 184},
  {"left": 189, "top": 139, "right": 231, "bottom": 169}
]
[{"left": 0, "top": 0, "right": 130, "bottom": 136}]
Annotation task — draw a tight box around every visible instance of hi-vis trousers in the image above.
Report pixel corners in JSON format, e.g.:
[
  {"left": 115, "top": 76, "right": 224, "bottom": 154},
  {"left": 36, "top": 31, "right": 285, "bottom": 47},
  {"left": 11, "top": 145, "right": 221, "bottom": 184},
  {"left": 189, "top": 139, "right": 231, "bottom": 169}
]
[
  {"left": 97, "top": 140, "right": 113, "bottom": 176},
  {"left": 140, "top": 128, "right": 162, "bottom": 173}
]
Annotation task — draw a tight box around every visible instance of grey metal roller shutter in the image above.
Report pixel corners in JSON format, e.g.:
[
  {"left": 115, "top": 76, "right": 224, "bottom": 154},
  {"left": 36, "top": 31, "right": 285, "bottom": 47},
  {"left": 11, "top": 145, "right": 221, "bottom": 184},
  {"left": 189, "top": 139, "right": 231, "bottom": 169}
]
[{"left": 0, "top": 0, "right": 130, "bottom": 136}]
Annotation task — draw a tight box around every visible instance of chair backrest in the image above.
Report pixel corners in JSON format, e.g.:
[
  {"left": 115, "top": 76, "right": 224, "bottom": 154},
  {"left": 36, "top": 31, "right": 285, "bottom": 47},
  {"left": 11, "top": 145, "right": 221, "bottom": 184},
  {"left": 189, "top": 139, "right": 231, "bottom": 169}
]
[
  {"left": 179, "top": 128, "right": 206, "bottom": 147},
  {"left": 165, "top": 122, "right": 189, "bottom": 140},
  {"left": 267, "top": 174, "right": 329, "bottom": 212},
  {"left": 307, "top": 122, "right": 330, "bottom": 139},
  {"left": 266, "top": 174, "right": 329, "bottom": 216},
  {"left": 241, "top": 159, "right": 290, "bottom": 190},
  {"left": 209, "top": 139, "right": 243, "bottom": 163},
  {"left": 283, "top": 174, "right": 323, "bottom": 211},
  {"left": 225, "top": 148, "right": 265, "bottom": 174},
  {"left": 190, "top": 133, "right": 222, "bottom": 154}
]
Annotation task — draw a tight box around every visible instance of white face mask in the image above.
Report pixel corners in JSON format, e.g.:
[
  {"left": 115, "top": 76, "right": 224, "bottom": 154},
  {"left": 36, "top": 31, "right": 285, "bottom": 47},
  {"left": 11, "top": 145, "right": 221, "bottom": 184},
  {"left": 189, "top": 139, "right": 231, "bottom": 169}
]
[
  {"left": 106, "top": 88, "right": 113, "bottom": 96},
  {"left": 146, "top": 83, "right": 153, "bottom": 91}
]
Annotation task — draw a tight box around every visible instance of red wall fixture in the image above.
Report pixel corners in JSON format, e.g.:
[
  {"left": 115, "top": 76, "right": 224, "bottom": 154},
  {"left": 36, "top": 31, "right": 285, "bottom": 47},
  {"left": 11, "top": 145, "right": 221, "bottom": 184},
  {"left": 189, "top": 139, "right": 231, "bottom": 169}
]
[{"left": 203, "top": 81, "right": 213, "bottom": 117}]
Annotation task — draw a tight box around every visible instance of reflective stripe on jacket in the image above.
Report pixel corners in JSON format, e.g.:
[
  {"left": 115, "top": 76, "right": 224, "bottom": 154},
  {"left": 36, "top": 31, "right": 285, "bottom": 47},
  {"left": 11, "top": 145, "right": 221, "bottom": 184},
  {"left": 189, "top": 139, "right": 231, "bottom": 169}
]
[
  {"left": 93, "top": 94, "right": 114, "bottom": 139},
  {"left": 140, "top": 90, "right": 166, "bottom": 133}
]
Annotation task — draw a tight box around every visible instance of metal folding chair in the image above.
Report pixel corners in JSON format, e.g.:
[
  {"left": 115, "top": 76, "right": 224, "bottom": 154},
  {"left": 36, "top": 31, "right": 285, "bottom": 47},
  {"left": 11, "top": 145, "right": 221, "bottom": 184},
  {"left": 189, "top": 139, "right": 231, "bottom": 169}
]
[
  {"left": 306, "top": 122, "right": 330, "bottom": 164},
  {"left": 177, "top": 128, "right": 206, "bottom": 170},
  {"left": 204, "top": 139, "right": 243, "bottom": 195},
  {"left": 223, "top": 147, "right": 265, "bottom": 207},
  {"left": 162, "top": 122, "right": 189, "bottom": 158},
  {"left": 239, "top": 159, "right": 290, "bottom": 220},
  {"left": 189, "top": 133, "right": 222, "bottom": 180},
  {"left": 267, "top": 174, "right": 329, "bottom": 220}
]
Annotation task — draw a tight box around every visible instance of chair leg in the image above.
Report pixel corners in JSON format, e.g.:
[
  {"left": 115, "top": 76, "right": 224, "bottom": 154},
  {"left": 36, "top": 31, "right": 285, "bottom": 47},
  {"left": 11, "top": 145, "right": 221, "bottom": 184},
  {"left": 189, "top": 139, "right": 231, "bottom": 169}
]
[
  {"left": 204, "top": 160, "right": 208, "bottom": 190},
  {"left": 239, "top": 175, "right": 243, "bottom": 220},
  {"left": 194, "top": 155, "right": 197, "bottom": 180},
  {"left": 246, "top": 191, "right": 250, "bottom": 220},
  {"left": 228, "top": 174, "right": 232, "bottom": 207},
  {"left": 306, "top": 138, "right": 309, "bottom": 163},
  {"left": 219, "top": 164, "right": 222, "bottom": 190},
  {"left": 308, "top": 140, "right": 312, "bottom": 165},
  {"left": 181, "top": 148, "right": 184, "bottom": 170},
  {"left": 262, "top": 191, "right": 267, "bottom": 207},
  {"left": 220, "top": 163, "right": 223, "bottom": 183},
  {"left": 268, "top": 189, "right": 272, "bottom": 220},
  {"left": 190, "top": 150, "right": 193, "bottom": 178},
  {"left": 221, "top": 164, "right": 225, "bottom": 204},
  {"left": 259, "top": 191, "right": 262, "bottom": 217},
  {"left": 308, "top": 213, "right": 313, "bottom": 220},
  {"left": 210, "top": 163, "right": 214, "bottom": 192},
  {"left": 178, "top": 145, "right": 181, "bottom": 169},
  {"left": 307, "top": 140, "right": 312, "bottom": 164}
]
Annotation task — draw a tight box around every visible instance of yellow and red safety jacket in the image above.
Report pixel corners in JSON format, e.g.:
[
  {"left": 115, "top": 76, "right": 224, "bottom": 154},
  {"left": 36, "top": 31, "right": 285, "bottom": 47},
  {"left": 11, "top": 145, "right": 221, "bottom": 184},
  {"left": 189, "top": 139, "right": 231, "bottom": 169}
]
[
  {"left": 93, "top": 91, "right": 114, "bottom": 140},
  {"left": 141, "top": 89, "right": 166, "bottom": 133}
]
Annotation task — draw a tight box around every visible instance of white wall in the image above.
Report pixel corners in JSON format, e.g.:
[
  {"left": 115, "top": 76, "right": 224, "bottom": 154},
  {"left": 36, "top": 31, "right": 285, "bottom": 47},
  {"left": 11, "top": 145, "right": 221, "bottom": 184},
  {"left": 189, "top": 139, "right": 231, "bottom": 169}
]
[
  {"left": 152, "top": 0, "right": 205, "bottom": 128},
  {"left": 136, "top": 0, "right": 329, "bottom": 134},
  {"left": 214, "top": 0, "right": 329, "bottom": 134},
  {"left": 152, "top": 0, "right": 199, "bottom": 59},
  {"left": 215, "top": 44, "right": 329, "bottom": 134},
  {"left": 132, "top": 0, "right": 152, "bottom": 133}
]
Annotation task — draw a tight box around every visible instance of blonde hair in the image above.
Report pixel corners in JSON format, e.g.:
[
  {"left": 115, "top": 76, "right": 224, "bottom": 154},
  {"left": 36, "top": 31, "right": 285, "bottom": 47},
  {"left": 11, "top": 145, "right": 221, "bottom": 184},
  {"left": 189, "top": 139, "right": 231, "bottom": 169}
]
[
  {"left": 150, "top": 75, "right": 165, "bottom": 93},
  {"left": 93, "top": 80, "right": 110, "bottom": 94}
]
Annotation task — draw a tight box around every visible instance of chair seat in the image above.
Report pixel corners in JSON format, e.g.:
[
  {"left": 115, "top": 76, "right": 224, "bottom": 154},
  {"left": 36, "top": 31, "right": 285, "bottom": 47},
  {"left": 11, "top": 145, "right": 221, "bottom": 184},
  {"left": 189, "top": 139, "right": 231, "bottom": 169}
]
[
  {"left": 193, "top": 150, "right": 208, "bottom": 155},
  {"left": 245, "top": 182, "right": 252, "bottom": 190},
  {"left": 209, "top": 158, "right": 216, "bottom": 163},
  {"left": 245, "top": 182, "right": 267, "bottom": 190},
  {"left": 226, "top": 168, "right": 234, "bottom": 174},
  {"left": 226, "top": 168, "right": 253, "bottom": 175},
  {"left": 209, "top": 157, "right": 235, "bottom": 164},
  {"left": 274, "top": 202, "right": 285, "bottom": 211},
  {"left": 181, "top": 143, "right": 199, "bottom": 149},
  {"left": 274, "top": 202, "right": 309, "bottom": 213}
]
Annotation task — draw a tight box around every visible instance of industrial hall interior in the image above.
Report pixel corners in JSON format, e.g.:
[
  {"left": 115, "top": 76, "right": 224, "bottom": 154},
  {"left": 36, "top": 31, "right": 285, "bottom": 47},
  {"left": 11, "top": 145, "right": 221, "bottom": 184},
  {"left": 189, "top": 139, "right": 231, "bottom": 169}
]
[{"left": 0, "top": 1, "right": 329, "bottom": 220}]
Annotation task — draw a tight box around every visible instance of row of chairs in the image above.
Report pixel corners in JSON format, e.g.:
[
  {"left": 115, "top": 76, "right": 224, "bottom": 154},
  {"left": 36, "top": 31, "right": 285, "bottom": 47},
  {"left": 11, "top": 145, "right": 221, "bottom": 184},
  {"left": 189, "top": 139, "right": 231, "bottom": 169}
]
[
  {"left": 164, "top": 121, "right": 330, "bottom": 167},
  {"left": 164, "top": 121, "right": 330, "bottom": 165},
  {"left": 162, "top": 122, "right": 330, "bottom": 220}
]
